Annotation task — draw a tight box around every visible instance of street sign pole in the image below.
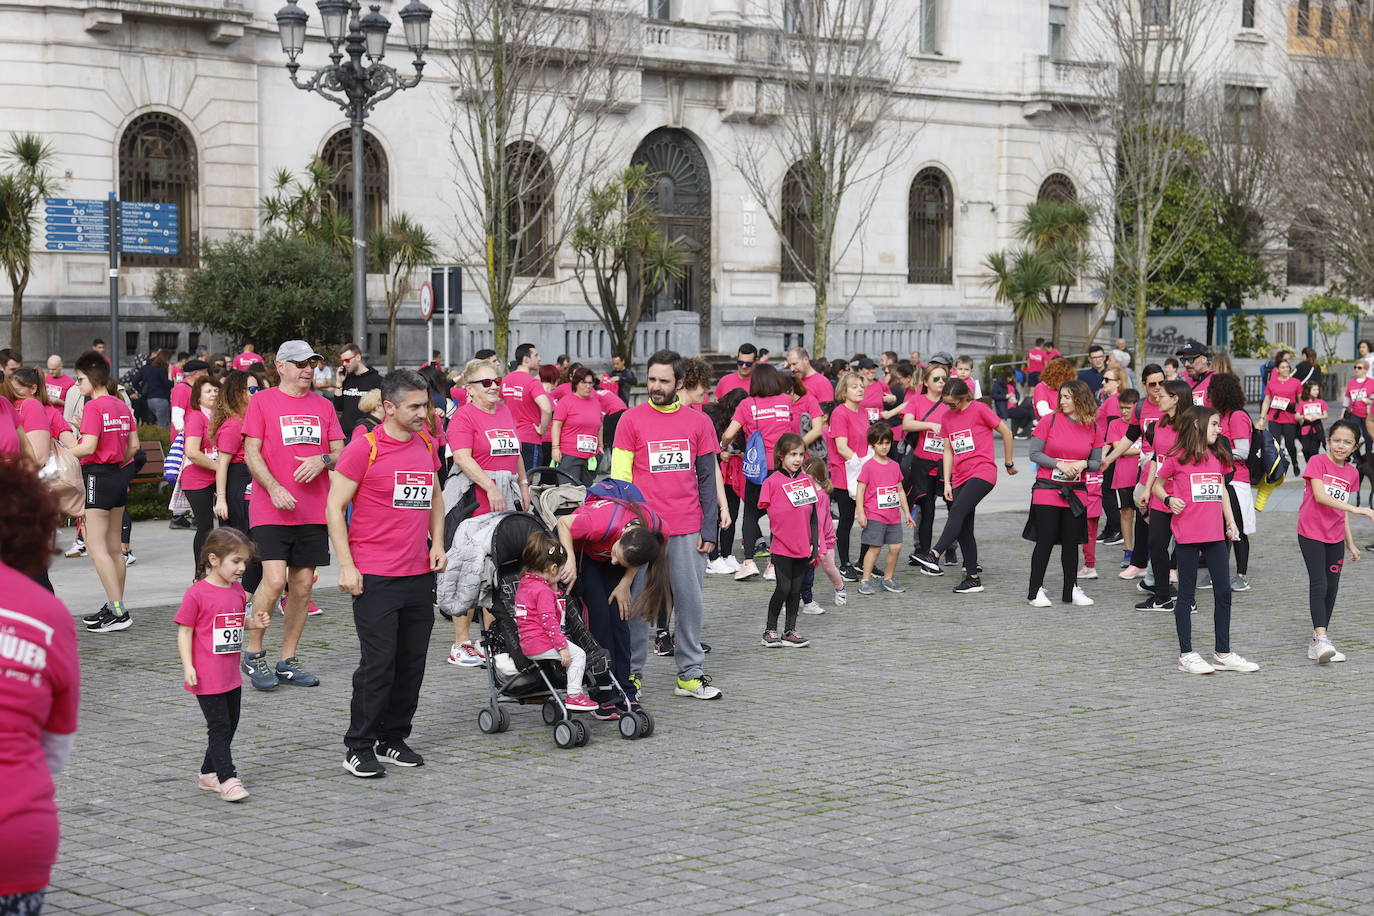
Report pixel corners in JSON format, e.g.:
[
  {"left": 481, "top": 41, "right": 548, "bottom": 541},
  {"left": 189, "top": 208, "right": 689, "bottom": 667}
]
[
  {"left": 443, "top": 272, "right": 451, "bottom": 371},
  {"left": 108, "top": 192, "right": 120, "bottom": 378}
]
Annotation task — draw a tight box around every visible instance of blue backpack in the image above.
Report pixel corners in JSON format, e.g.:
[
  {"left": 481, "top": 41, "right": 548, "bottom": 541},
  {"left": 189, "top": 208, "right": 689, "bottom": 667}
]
[
  {"left": 586, "top": 477, "right": 648, "bottom": 503},
  {"left": 742, "top": 429, "right": 769, "bottom": 485}
]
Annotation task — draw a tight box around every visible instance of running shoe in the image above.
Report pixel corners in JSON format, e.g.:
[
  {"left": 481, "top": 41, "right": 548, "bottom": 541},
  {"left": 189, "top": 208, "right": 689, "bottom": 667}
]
[
  {"left": 880, "top": 577, "right": 905, "bottom": 593},
  {"left": 1103, "top": 532, "right": 1125, "bottom": 546},
  {"left": 593, "top": 703, "right": 622, "bottom": 721},
  {"left": 1119, "top": 565, "right": 1147, "bottom": 579},
  {"left": 910, "top": 550, "right": 941, "bottom": 575},
  {"left": 1028, "top": 588, "right": 1052, "bottom": 608},
  {"left": 840, "top": 564, "right": 862, "bottom": 582},
  {"left": 64, "top": 537, "right": 85, "bottom": 558},
  {"left": 168, "top": 514, "right": 192, "bottom": 529},
  {"left": 1231, "top": 574, "right": 1251, "bottom": 592},
  {"left": 123, "top": 550, "right": 136, "bottom": 567},
  {"left": 780, "top": 631, "right": 810, "bottom": 648},
  {"left": 1070, "top": 586, "right": 1094, "bottom": 606},
  {"left": 800, "top": 601, "right": 825, "bottom": 615},
  {"left": 762, "top": 564, "right": 776, "bottom": 581},
  {"left": 654, "top": 630, "right": 675, "bottom": 657},
  {"left": 82, "top": 603, "right": 111, "bottom": 626},
  {"left": 943, "top": 550, "right": 961, "bottom": 567},
  {"left": 306, "top": 600, "right": 324, "bottom": 617},
  {"left": 197, "top": 773, "right": 220, "bottom": 791},
  {"left": 241, "top": 652, "right": 278, "bottom": 690},
  {"left": 723, "top": 556, "right": 742, "bottom": 573},
  {"left": 1177, "top": 651, "right": 1215, "bottom": 675},
  {"left": 377, "top": 740, "right": 425, "bottom": 767},
  {"left": 343, "top": 748, "right": 387, "bottom": 778},
  {"left": 218, "top": 778, "right": 250, "bottom": 802},
  {"left": 1329, "top": 641, "right": 1347, "bottom": 663},
  {"left": 1136, "top": 579, "right": 1156, "bottom": 594},
  {"left": 834, "top": 588, "right": 848, "bottom": 606},
  {"left": 702, "top": 642, "right": 712, "bottom": 654},
  {"left": 857, "top": 578, "right": 877, "bottom": 596},
  {"left": 673, "top": 674, "right": 722, "bottom": 700},
  {"left": 952, "top": 576, "right": 984, "bottom": 594},
  {"left": 733, "top": 559, "right": 761, "bottom": 581},
  {"left": 705, "top": 557, "right": 733, "bottom": 575},
  {"left": 1308, "top": 637, "right": 1336, "bottom": 665},
  {"left": 760, "top": 629, "right": 784, "bottom": 648},
  {"left": 1077, "top": 566, "right": 1098, "bottom": 579},
  {"left": 627, "top": 672, "right": 643, "bottom": 694},
  {"left": 85, "top": 607, "right": 132, "bottom": 633},
  {"left": 1134, "top": 596, "right": 1175, "bottom": 611},
  {"left": 1209, "top": 652, "right": 1260, "bottom": 672},
  {"left": 274, "top": 656, "right": 320, "bottom": 687},
  {"left": 448, "top": 642, "right": 484, "bottom": 667},
  {"left": 1198, "top": 572, "right": 1213, "bottom": 590},
  {"left": 564, "top": 692, "right": 597, "bottom": 711}
]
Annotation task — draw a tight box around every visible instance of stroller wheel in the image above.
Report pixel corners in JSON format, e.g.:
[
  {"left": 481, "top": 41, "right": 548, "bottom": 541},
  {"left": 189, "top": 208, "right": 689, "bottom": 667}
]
[
  {"left": 618, "top": 712, "right": 642, "bottom": 740},
  {"left": 572, "top": 719, "right": 589, "bottom": 747},
  {"left": 636, "top": 708, "right": 655, "bottom": 738},
  {"left": 496, "top": 705, "right": 511, "bottom": 732},
  {"left": 478, "top": 707, "right": 498, "bottom": 734},
  {"left": 553, "top": 720, "right": 576, "bottom": 749},
  {"left": 541, "top": 699, "right": 561, "bottom": 726}
]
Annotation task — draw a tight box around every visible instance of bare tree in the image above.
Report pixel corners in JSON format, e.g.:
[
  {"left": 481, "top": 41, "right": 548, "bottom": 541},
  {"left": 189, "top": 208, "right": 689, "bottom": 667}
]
[
  {"left": 1285, "top": 27, "right": 1374, "bottom": 299},
  {"left": 441, "top": 0, "right": 636, "bottom": 361},
  {"left": 734, "top": 0, "right": 911, "bottom": 358},
  {"left": 1079, "top": 0, "right": 1222, "bottom": 367}
]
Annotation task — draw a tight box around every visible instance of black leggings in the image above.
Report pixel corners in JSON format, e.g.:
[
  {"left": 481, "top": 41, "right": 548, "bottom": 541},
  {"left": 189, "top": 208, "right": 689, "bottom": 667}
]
[
  {"left": 184, "top": 485, "right": 217, "bottom": 569},
  {"left": 739, "top": 480, "right": 766, "bottom": 559},
  {"left": 1130, "top": 506, "right": 1150, "bottom": 568},
  {"left": 1299, "top": 535, "right": 1345, "bottom": 629},
  {"left": 1175, "top": 541, "right": 1231, "bottom": 654},
  {"left": 1272, "top": 421, "right": 1300, "bottom": 471},
  {"left": 196, "top": 686, "right": 242, "bottom": 781},
  {"left": 832, "top": 488, "right": 857, "bottom": 567},
  {"left": 1027, "top": 504, "right": 1086, "bottom": 602},
  {"left": 710, "top": 485, "right": 742, "bottom": 561},
  {"left": 225, "top": 463, "right": 262, "bottom": 594},
  {"left": 933, "top": 478, "right": 995, "bottom": 572},
  {"left": 908, "top": 472, "right": 940, "bottom": 553},
  {"left": 766, "top": 554, "right": 808, "bottom": 633},
  {"left": 1227, "top": 483, "right": 1249, "bottom": 575},
  {"left": 1147, "top": 508, "right": 1174, "bottom": 602}
]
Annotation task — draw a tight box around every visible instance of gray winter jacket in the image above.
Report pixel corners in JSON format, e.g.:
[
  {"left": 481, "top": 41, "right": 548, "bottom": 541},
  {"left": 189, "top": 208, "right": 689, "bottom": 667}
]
[{"left": 436, "top": 510, "right": 513, "bottom": 618}]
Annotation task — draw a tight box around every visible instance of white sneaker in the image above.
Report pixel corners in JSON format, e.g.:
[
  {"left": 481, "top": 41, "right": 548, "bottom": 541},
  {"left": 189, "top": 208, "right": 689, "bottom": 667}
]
[
  {"left": 723, "top": 555, "right": 741, "bottom": 572},
  {"left": 705, "top": 558, "right": 732, "bottom": 575},
  {"left": 1028, "top": 587, "right": 1052, "bottom": 608},
  {"left": 1077, "top": 567, "right": 1098, "bottom": 579},
  {"left": 1177, "top": 651, "right": 1215, "bottom": 674},
  {"left": 1210, "top": 651, "right": 1259, "bottom": 673},
  {"left": 762, "top": 564, "right": 776, "bottom": 581},
  {"left": 834, "top": 589, "right": 847, "bottom": 606},
  {"left": 447, "top": 642, "right": 485, "bottom": 668},
  {"left": 1070, "top": 586, "right": 1094, "bottom": 606},
  {"left": 800, "top": 600, "right": 825, "bottom": 615},
  {"left": 123, "top": 550, "right": 136, "bottom": 567},
  {"left": 733, "top": 559, "right": 760, "bottom": 581},
  {"left": 1308, "top": 638, "right": 1336, "bottom": 665},
  {"left": 65, "top": 539, "right": 86, "bottom": 558}
]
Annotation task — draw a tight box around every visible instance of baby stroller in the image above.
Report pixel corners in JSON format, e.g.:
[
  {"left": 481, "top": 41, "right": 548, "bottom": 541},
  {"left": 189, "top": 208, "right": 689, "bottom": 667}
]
[{"left": 474, "top": 509, "right": 654, "bottom": 747}]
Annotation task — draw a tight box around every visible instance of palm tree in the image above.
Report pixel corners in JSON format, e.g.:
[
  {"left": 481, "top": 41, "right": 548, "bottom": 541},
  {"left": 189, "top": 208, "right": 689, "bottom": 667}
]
[
  {"left": 372, "top": 213, "right": 438, "bottom": 370},
  {"left": 0, "top": 133, "right": 61, "bottom": 351},
  {"left": 984, "top": 248, "right": 1053, "bottom": 352},
  {"left": 1016, "top": 200, "right": 1095, "bottom": 345},
  {"left": 261, "top": 159, "right": 352, "bottom": 258}
]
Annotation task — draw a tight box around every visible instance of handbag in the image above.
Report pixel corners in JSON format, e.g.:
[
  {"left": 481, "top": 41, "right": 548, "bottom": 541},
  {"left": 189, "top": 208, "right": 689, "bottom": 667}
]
[
  {"left": 40, "top": 441, "right": 85, "bottom": 518},
  {"left": 164, "top": 432, "right": 185, "bottom": 483}
]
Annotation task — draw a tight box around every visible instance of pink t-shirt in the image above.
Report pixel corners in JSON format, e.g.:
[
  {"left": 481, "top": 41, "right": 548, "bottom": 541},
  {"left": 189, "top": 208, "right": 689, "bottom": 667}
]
[
  {"left": 732, "top": 394, "right": 798, "bottom": 459},
  {"left": 170, "top": 381, "right": 192, "bottom": 435},
  {"left": 449, "top": 385, "right": 469, "bottom": 408},
  {"left": 1157, "top": 452, "right": 1228, "bottom": 544},
  {"left": 860, "top": 379, "right": 890, "bottom": 425},
  {"left": 1106, "top": 414, "right": 1139, "bottom": 488},
  {"left": 448, "top": 401, "right": 521, "bottom": 516},
  {"left": 1222, "top": 410, "right": 1253, "bottom": 485},
  {"left": 0, "top": 563, "right": 80, "bottom": 897},
  {"left": 758, "top": 470, "right": 821, "bottom": 559},
  {"left": 1031, "top": 413, "right": 1104, "bottom": 508},
  {"left": 1032, "top": 382, "right": 1059, "bottom": 417},
  {"left": 1300, "top": 453, "right": 1357, "bottom": 543},
  {"left": 215, "top": 415, "right": 247, "bottom": 465},
  {"left": 553, "top": 392, "right": 604, "bottom": 458},
  {"left": 0, "top": 398, "right": 18, "bottom": 457},
  {"left": 1146, "top": 422, "right": 1180, "bottom": 513},
  {"left": 612, "top": 402, "right": 719, "bottom": 537},
  {"left": 14, "top": 397, "right": 45, "bottom": 434},
  {"left": 800, "top": 371, "right": 833, "bottom": 405},
  {"left": 514, "top": 572, "right": 567, "bottom": 656},
  {"left": 44, "top": 373, "right": 74, "bottom": 404},
  {"left": 44, "top": 404, "right": 68, "bottom": 440},
  {"left": 335, "top": 425, "right": 440, "bottom": 577},
  {"left": 550, "top": 382, "right": 573, "bottom": 405},
  {"left": 231, "top": 352, "right": 264, "bottom": 372},
  {"left": 595, "top": 387, "right": 627, "bottom": 414},
  {"left": 179, "top": 410, "right": 219, "bottom": 490},
  {"left": 78, "top": 394, "right": 133, "bottom": 466},
  {"left": 501, "top": 370, "right": 546, "bottom": 444},
  {"left": 1026, "top": 348, "right": 1047, "bottom": 372},
  {"left": 173, "top": 578, "right": 248, "bottom": 696},
  {"left": 1347, "top": 377, "right": 1374, "bottom": 419},
  {"left": 1083, "top": 470, "right": 1104, "bottom": 518},
  {"left": 939, "top": 400, "right": 1003, "bottom": 488},
  {"left": 824, "top": 402, "right": 870, "bottom": 490},
  {"left": 713, "top": 372, "right": 751, "bottom": 401},
  {"left": 569, "top": 497, "right": 663, "bottom": 563},
  {"left": 1265, "top": 376, "right": 1302, "bottom": 424},
  {"left": 816, "top": 487, "right": 837, "bottom": 552},
  {"left": 902, "top": 392, "right": 947, "bottom": 465},
  {"left": 1297, "top": 399, "right": 1326, "bottom": 424},
  {"left": 1188, "top": 372, "right": 1212, "bottom": 406},
  {"left": 1133, "top": 399, "right": 1165, "bottom": 459},
  {"left": 242, "top": 386, "right": 344, "bottom": 527},
  {"left": 857, "top": 457, "right": 904, "bottom": 524}
]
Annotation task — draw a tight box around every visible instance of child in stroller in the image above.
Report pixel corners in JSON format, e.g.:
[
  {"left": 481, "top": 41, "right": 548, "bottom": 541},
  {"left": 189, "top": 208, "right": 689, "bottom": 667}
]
[{"left": 515, "top": 533, "right": 597, "bottom": 712}]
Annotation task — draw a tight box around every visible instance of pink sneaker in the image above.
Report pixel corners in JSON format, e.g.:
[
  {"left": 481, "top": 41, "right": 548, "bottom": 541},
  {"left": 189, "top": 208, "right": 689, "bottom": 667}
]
[
  {"left": 1119, "top": 565, "right": 1147, "bottom": 580},
  {"left": 218, "top": 777, "right": 250, "bottom": 802},
  {"left": 197, "top": 773, "right": 220, "bottom": 791},
  {"left": 564, "top": 692, "right": 598, "bottom": 712}
]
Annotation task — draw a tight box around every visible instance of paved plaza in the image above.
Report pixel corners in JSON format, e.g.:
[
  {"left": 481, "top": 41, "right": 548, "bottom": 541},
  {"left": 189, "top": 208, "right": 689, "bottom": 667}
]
[{"left": 44, "top": 497, "right": 1374, "bottom": 915}]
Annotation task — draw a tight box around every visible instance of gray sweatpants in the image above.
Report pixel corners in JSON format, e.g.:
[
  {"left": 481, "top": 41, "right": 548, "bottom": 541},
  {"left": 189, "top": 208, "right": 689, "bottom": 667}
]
[{"left": 630, "top": 532, "right": 707, "bottom": 681}]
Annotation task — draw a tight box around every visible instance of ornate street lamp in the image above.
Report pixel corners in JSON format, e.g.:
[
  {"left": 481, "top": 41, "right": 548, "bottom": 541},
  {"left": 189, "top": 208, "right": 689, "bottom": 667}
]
[{"left": 274, "top": 0, "right": 433, "bottom": 351}]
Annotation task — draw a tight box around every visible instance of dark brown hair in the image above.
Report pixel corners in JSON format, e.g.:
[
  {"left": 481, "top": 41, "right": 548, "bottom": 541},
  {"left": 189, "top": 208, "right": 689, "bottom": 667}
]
[
  {"left": 748, "top": 363, "right": 789, "bottom": 399},
  {"left": 801, "top": 455, "right": 832, "bottom": 493},
  {"left": 1167, "top": 406, "right": 1232, "bottom": 468},
  {"left": 1057, "top": 379, "right": 1098, "bottom": 424},
  {"left": 0, "top": 458, "right": 60, "bottom": 575},
  {"left": 197, "top": 526, "right": 256, "bottom": 581},
  {"left": 520, "top": 530, "right": 567, "bottom": 575},
  {"left": 773, "top": 432, "right": 806, "bottom": 469}
]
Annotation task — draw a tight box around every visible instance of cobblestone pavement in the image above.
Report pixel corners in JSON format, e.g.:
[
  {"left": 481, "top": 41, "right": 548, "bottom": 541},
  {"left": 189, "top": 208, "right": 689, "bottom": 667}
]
[{"left": 45, "top": 506, "right": 1374, "bottom": 915}]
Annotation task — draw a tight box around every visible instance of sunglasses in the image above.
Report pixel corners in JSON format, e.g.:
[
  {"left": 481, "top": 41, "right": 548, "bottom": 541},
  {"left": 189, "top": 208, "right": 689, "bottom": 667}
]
[
  {"left": 469, "top": 377, "right": 499, "bottom": 388},
  {"left": 292, "top": 360, "right": 318, "bottom": 369},
  {"left": 736, "top": 360, "right": 755, "bottom": 367},
  {"left": 1146, "top": 380, "right": 1163, "bottom": 388},
  {"left": 928, "top": 375, "right": 947, "bottom": 382}
]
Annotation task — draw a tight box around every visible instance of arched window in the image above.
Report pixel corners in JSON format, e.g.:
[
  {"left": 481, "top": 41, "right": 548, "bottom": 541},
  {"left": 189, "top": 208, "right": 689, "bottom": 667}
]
[
  {"left": 118, "top": 112, "right": 198, "bottom": 268},
  {"left": 504, "top": 142, "right": 554, "bottom": 278},
  {"left": 1037, "top": 173, "right": 1078, "bottom": 204},
  {"left": 908, "top": 167, "right": 953, "bottom": 285},
  {"left": 781, "top": 162, "right": 817, "bottom": 282},
  {"left": 1287, "top": 221, "right": 1326, "bottom": 287},
  {"left": 321, "top": 129, "right": 388, "bottom": 250}
]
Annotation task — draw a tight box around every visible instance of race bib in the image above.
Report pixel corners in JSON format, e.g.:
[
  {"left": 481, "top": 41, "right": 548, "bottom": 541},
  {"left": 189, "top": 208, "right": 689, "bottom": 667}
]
[
  {"left": 212, "top": 611, "right": 245, "bottom": 655},
  {"left": 922, "top": 435, "right": 945, "bottom": 455},
  {"left": 1190, "top": 473, "right": 1224, "bottom": 502},
  {"left": 392, "top": 471, "right": 434, "bottom": 509},
  {"left": 1324, "top": 475, "right": 1350, "bottom": 503},
  {"left": 485, "top": 428, "right": 519, "bottom": 457},
  {"left": 1192, "top": 392, "right": 1205, "bottom": 406},
  {"left": 875, "top": 485, "right": 900, "bottom": 509},
  {"left": 1270, "top": 396, "right": 1290, "bottom": 412},
  {"left": 280, "top": 415, "right": 322, "bottom": 446},
  {"left": 1303, "top": 403, "right": 1322, "bottom": 419},
  {"left": 1354, "top": 389, "right": 1369, "bottom": 402},
  {"left": 575, "top": 433, "right": 598, "bottom": 454},
  {"left": 783, "top": 477, "right": 817, "bottom": 507},
  {"left": 951, "top": 430, "right": 975, "bottom": 455},
  {"left": 46, "top": 383, "right": 63, "bottom": 400},
  {"left": 866, "top": 407, "right": 881, "bottom": 424},
  {"left": 1051, "top": 466, "right": 1076, "bottom": 482},
  {"left": 648, "top": 439, "right": 690, "bottom": 473}
]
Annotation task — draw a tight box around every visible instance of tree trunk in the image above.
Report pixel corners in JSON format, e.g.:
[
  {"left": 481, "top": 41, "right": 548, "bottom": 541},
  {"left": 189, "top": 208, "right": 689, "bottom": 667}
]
[
  {"left": 8, "top": 288, "right": 21, "bottom": 353},
  {"left": 386, "top": 300, "right": 399, "bottom": 371},
  {"left": 812, "top": 274, "right": 829, "bottom": 359},
  {"left": 1051, "top": 304, "right": 1062, "bottom": 350}
]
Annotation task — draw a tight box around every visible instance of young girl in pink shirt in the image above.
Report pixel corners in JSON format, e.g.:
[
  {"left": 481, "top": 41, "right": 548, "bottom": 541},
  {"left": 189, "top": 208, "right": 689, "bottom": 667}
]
[
  {"left": 513, "top": 533, "right": 596, "bottom": 712},
  {"left": 176, "top": 528, "right": 262, "bottom": 802},
  {"left": 799, "top": 456, "right": 848, "bottom": 612},
  {"left": 1152, "top": 407, "right": 1259, "bottom": 676},
  {"left": 1296, "top": 380, "right": 1327, "bottom": 466},
  {"left": 757, "top": 434, "right": 819, "bottom": 647}
]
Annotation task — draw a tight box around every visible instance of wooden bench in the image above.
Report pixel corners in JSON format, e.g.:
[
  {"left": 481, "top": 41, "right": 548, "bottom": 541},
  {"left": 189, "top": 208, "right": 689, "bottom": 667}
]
[{"left": 131, "top": 441, "right": 166, "bottom": 487}]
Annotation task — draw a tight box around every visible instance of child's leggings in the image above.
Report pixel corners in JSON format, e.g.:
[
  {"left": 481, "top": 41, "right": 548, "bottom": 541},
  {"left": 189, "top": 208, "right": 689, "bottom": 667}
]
[
  {"left": 197, "top": 686, "right": 242, "bottom": 782},
  {"left": 767, "top": 554, "right": 808, "bottom": 632},
  {"left": 800, "top": 549, "right": 845, "bottom": 603},
  {"left": 531, "top": 643, "right": 587, "bottom": 697}
]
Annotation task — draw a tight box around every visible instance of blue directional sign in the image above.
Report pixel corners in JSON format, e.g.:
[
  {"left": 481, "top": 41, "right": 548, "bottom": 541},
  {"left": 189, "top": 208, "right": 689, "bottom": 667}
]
[
  {"left": 45, "top": 240, "right": 109, "bottom": 252},
  {"left": 45, "top": 214, "right": 111, "bottom": 227},
  {"left": 42, "top": 198, "right": 179, "bottom": 255},
  {"left": 45, "top": 197, "right": 107, "bottom": 213}
]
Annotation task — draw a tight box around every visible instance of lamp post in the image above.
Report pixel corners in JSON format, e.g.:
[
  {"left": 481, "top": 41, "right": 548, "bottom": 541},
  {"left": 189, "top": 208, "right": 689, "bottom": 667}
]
[{"left": 274, "top": 0, "right": 433, "bottom": 351}]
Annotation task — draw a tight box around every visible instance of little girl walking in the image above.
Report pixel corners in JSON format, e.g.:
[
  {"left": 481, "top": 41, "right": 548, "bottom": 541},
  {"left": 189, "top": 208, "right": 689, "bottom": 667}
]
[
  {"left": 757, "top": 434, "right": 820, "bottom": 647},
  {"left": 799, "top": 455, "right": 848, "bottom": 613},
  {"left": 176, "top": 527, "right": 263, "bottom": 802},
  {"left": 514, "top": 533, "right": 596, "bottom": 712}
]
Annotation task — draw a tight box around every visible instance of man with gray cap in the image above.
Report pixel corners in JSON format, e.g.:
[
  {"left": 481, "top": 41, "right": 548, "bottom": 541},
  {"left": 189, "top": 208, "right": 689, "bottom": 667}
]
[{"left": 240, "top": 340, "right": 345, "bottom": 691}]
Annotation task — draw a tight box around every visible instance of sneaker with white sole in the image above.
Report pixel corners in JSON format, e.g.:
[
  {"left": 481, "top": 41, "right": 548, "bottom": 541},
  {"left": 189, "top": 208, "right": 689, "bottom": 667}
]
[
  {"left": 833, "top": 588, "right": 848, "bottom": 606},
  {"left": 1134, "top": 596, "right": 1176, "bottom": 612},
  {"left": 1309, "top": 637, "right": 1336, "bottom": 664},
  {"left": 1119, "top": 565, "right": 1147, "bottom": 580},
  {"left": 64, "top": 538, "right": 85, "bottom": 558},
  {"left": 1231, "top": 574, "right": 1251, "bottom": 592},
  {"left": 447, "top": 642, "right": 485, "bottom": 668},
  {"left": 1209, "top": 651, "right": 1259, "bottom": 672},
  {"left": 800, "top": 600, "right": 825, "bottom": 615},
  {"left": 760, "top": 629, "right": 783, "bottom": 647},
  {"left": 377, "top": 740, "right": 425, "bottom": 766},
  {"left": 856, "top": 578, "right": 876, "bottom": 596},
  {"left": 217, "top": 777, "right": 250, "bottom": 802},
  {"left": 952, "top": 576, "right": 984, "bottom": 594},
  {"left": 1329, "top": 640, "right": 1347, "bottom": 663},
  {"left": 705, "top": 557, "right": 733, "bottom": 575},
  {"left": 564, "top": 692, "right": 598, "bottom": 712},
  {"left": 723, "top": 556, "right": 741, "bottom": 572},
  {"left": 123, "top": 550, "right": 136, "bottom": 567},
  {"left": 1198, "top": 572, "right": 1213, "bottom": 590},
  {"left": 762, "top": 564, "right": 776, "bottom": 581},
  {"left": 1028, "top": 587, "right": 1052, "bottom": 608},
  {"left": 733, "top": 559, "right": 760, "bottom": 581},
  {"left": 1070, "top": 586, "right": 1094, "bottom": 606},
  {"left": 780, "top": 631, "right": 809, "bottom": 648},
  {"left": 1077, "top": 566, "right": 1098, "bottom": 579},
  {"left": 673, "top": 674, "right": 722, "bottom": 700},
  {"left": 343, "top": 748, "right": 387, "bottom": 778},
  {"left": 1177, "top": 651, "right": 1215, "bottom": 674},
  {"left": 880, "top": 577, "right": 905, "bottom": 593}
]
